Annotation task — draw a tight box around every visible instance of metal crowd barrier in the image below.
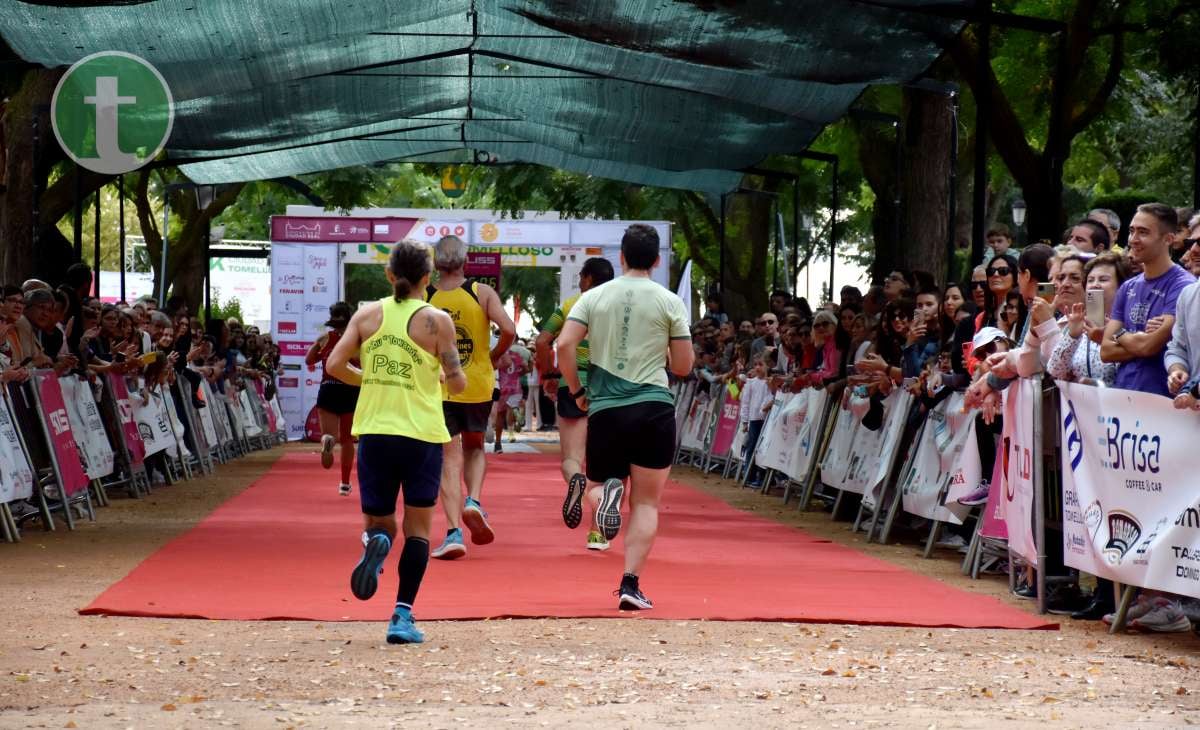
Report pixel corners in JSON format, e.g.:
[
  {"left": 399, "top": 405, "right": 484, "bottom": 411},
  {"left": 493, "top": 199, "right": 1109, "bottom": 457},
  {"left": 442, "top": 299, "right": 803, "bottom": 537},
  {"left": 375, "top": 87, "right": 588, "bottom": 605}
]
[
  {"left": 669, "top": 373, "right": 1075, "bottom": 620},
  {"left": 1, "top": 368, "right": 285, "bottom": 543}
]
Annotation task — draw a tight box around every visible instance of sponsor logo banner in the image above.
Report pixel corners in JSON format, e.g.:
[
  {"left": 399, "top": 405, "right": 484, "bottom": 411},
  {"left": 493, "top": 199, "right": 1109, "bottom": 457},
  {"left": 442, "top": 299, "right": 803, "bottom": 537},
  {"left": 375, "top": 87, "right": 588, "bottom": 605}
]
[
  {"left": 1002, "top": 378, "right": 1039, "bottom": 565},
  {"left": 755, "top": 388, "right": 828, "bottom": 481},
  {"left": 900, "top": 392, "right": 979, "bottom": 525},
  {"left": 1058, "top": 381, "right": 1200, "bottom": 599},
  {"left": 821, "top": 389, "right": 913, "bottom": 509},
  {"left": 277, "top": 341, "right": 312, "bottom": 357}
]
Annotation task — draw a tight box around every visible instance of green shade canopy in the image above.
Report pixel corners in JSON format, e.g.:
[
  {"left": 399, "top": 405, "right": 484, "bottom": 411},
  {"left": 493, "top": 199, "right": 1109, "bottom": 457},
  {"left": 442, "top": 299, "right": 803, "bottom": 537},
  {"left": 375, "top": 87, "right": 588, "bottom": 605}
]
[{"left": 1, "top": 0, "right": 966, "bottom": 194}]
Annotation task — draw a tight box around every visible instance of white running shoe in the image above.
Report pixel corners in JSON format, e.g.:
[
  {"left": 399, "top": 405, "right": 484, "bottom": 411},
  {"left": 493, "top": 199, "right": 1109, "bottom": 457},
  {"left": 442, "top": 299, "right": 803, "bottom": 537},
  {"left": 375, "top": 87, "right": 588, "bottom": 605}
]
[
  {"left": 1130, "top": 598, "right": 1193, "bottom": 633},
  {"left": 320, "top": 434, "right": 335, "bottom": 469},
  {"left": 338, "top": 483, "right": 352, "bottom": 496},
  {"left": 935, "top": 533, "right": 967, "bottom": 550},
  {"left": 1102, "top": 594, "right": 1155, "bottom": 625}
]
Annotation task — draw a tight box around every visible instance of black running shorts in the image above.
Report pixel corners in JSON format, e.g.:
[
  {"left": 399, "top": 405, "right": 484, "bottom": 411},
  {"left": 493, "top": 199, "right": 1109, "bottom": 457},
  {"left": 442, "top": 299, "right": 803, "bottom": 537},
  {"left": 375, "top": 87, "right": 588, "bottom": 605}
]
[
  {"left": 585, "top": 401, "right": 676, "bottom": 482},
  {"left": 556, "top": 385, "right": 587, "bottom": 420},
  {"left": 316, "top": 381, "right": 359, "bottom": 415},
  {"left": 356, "top": 434, "right": 443, "bottom": 514},
  {"left": 443, "top": 401, "right": 493, "bottom": 436}
]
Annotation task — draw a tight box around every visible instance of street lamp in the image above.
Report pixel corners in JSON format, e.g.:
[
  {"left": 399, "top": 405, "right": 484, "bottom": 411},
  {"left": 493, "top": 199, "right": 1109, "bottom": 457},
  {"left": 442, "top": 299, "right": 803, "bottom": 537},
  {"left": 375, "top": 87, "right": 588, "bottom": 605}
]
[{"left": 1012, "top": 198, "right": 1027, "bottom": 246}]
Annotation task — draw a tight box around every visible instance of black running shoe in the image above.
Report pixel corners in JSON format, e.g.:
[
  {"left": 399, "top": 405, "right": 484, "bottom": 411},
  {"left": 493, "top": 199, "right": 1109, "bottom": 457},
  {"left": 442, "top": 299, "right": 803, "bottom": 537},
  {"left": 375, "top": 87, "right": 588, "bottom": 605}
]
[
  {"left": 350, "top": 532, "right": 391, "bottom": 600},
  {"left": 616, "top": 576, "right": 653, "bottom": 610},
  {"left": 596, "top": 478, "right": 624, "bottom": 541},
  {"left": 562, "top": 473, "right": 585, "bottom": 529}
]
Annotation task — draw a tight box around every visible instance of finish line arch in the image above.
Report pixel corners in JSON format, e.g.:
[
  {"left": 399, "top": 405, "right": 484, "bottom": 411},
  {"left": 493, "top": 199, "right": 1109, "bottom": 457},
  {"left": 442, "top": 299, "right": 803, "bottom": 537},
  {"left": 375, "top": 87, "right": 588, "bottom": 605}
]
[{"left": 268, "top": 212, "right": 672, "bottom": 440}]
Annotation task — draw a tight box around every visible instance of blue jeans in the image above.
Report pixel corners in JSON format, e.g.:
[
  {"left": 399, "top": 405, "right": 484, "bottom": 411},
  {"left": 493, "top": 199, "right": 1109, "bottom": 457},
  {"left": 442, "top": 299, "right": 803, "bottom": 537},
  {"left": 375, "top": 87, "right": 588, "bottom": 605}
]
[{"left": 744, "top": 419, "right": 764, "bottom": 481}]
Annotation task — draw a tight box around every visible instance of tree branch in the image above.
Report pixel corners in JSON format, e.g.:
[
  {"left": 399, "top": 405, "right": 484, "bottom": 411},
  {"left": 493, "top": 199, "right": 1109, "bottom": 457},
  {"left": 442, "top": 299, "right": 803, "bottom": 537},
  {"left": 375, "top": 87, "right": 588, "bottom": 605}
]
[
  {"left": 1068, "top": 20, "right": 1126, "bottom": 138},
  {"left": 948, "top": 26, "right": 1043, "bottom": 189}
]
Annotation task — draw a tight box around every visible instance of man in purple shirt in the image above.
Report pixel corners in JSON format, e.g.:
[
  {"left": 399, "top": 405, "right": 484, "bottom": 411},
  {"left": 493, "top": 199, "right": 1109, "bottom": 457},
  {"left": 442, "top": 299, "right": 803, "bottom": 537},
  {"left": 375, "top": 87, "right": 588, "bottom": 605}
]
[
  {"left": 1101, "top": 203, "right": 1195, "bottom": 398},
  {"left": 1098, "top": 202, "right": 1195, "bottom": 634}
]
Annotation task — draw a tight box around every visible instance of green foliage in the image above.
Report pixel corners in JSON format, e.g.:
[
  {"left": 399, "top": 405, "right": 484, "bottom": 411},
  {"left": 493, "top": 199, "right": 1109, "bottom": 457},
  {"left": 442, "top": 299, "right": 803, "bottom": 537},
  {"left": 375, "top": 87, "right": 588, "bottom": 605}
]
[
  {"left": 205, "top": 290, "right": 243, "bottom": 325},
  {"left": 343, "top": 263, "right": 393, "bottom": 310},
  {"left": 499, "top": 267, "right": 560, "bottom": 327}
]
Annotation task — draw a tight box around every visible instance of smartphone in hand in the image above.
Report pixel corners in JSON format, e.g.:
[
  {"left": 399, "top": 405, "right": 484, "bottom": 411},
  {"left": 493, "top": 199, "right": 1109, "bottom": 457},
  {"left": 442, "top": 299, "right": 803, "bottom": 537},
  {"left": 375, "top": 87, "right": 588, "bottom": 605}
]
[{"left": 1086, "top": 289, "right": 1105, "bottom": 326}]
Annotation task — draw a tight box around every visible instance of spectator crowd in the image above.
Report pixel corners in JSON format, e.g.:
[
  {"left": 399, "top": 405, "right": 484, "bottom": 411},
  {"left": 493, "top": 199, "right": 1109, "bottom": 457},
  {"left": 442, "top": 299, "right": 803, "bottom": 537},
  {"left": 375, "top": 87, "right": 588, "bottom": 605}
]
[
  {"left": 686, "top": 203, "right": 1200, "bottom": 635},
  {"left": 0, "top": 263, "right": 283, "bottom": 519}
]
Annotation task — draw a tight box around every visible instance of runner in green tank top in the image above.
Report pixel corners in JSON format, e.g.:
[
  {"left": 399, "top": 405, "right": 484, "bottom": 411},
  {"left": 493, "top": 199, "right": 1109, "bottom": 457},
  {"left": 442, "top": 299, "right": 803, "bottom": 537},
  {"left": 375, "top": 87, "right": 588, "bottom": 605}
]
[{"left": 535, "top": 257, "right": 615, "bottom": 549}]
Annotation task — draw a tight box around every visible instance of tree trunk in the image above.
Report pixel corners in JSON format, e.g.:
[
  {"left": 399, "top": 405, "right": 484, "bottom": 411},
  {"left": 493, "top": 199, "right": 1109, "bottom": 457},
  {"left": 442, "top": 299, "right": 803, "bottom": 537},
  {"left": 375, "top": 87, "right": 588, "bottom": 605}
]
[
  {"left": 898, "top": 88, "right": 953, "bottom": 286},
  {"left": 856, "top": 118, "right": 899, "bottom": 286},
  {"left": 132, "top": 170, "right": 244, "bottom": 312},
  {"left": 0, "top": 68, "right": 66, "bottom": 285}
]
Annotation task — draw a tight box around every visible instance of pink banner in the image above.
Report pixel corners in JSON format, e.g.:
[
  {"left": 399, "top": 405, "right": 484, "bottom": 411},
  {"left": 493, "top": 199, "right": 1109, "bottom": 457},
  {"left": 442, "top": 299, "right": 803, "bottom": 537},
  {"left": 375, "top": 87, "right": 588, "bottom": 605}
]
[
  {"left": 278, "top": 341, "right": 312, "bottom": 357},
  {"left": 979, "top": 452, "right": 1008, "bottom": 540},
  {"left": 35, "top": 373, "right": 90, "bottom": 497},
  {"left": 253, "top": 380, "right": 277, "bottom": 433},
  {"left": 709, "top": 391, "right": 741, "bottom": 457},
  {"left": 269, "top": 216, "right": 418, "bottom": 243},
  {"left": 108, "top": 375, "right": 146, "bottom": 466}
]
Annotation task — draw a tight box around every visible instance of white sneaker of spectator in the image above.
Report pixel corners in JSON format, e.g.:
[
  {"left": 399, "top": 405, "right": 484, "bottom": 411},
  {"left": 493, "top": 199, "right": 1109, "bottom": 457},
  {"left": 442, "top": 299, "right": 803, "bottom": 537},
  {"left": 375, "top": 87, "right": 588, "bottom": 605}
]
[
  {"left": 1130, "top": 597, "right": 1193, "bottom": 633},
  {"left": 1102, "top": 593, "right": 1154, "bottom": 626},
  {"left": 935, "top": 533, "right": 967, "bottom": 551}
]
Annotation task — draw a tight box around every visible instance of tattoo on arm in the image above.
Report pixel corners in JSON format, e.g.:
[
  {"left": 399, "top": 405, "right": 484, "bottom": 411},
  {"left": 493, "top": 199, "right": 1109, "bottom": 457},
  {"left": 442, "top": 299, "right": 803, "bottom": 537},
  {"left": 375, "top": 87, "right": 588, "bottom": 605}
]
[
  {"left": 425, "top": 312, "right": 439, "bottom": 336},
  {"left": 440, "top": 347, "right": 462, "bottom": 375}
]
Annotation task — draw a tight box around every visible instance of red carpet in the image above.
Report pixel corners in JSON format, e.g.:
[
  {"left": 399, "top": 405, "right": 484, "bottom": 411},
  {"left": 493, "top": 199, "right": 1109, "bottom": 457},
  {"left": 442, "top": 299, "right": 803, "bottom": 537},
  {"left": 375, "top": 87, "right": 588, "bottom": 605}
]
[{"left": 81, "top": 451, "right": 1053, "bottom": 629}]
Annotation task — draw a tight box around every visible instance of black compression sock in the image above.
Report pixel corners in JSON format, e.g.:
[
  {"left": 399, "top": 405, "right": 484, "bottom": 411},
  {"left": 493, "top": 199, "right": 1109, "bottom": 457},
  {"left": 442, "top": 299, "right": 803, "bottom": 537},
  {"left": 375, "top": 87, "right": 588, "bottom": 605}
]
[{"left": 396, "top": 537, "right": 430, "bottom": 608}]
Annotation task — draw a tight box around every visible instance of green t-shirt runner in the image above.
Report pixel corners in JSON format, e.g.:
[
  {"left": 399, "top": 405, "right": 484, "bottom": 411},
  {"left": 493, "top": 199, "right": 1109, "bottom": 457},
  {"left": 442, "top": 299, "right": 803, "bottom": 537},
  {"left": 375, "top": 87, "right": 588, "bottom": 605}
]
[
  {"left": 541, "top": 293, "right": 591, "bottom": 386},
  {"left": 567, "top": 275, "right": 691, "bottom": 415}
]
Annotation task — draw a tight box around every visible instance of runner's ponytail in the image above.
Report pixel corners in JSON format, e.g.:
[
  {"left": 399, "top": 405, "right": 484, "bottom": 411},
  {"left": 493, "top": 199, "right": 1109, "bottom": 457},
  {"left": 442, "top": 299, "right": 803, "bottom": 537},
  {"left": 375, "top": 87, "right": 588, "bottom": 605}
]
[{"left": 389, "top": 239, "right": 433, "bottom": 302}]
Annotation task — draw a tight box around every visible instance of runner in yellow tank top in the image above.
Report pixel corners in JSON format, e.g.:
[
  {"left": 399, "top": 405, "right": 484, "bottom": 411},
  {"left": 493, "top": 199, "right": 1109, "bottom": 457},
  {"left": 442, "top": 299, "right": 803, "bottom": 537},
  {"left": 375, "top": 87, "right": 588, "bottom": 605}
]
[
  {"left": 327, "top": 240, "right": 466, "bottom": 645},
  {"left": 424, "top": 235, "right": 516, "bottom": 560}
]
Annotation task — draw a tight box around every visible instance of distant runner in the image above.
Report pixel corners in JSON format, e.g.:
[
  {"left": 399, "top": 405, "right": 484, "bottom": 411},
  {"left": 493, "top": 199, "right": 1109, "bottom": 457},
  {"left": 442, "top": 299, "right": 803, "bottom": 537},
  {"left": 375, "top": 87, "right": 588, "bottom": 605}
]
[
  {"left": 326, "top": 240, "right": 465, "bottom": 644},
  {"left": 535, "top": 257, "right": 615, "bottom": 549},
  {"left": 425, "top": 235, "right": 516, "bottom": 560},
  {"left": 305, "top": 301, "right": 358, "bottom": 496},
  {"left": 556, "top": 225, "right": 693, "bottom": 609}
]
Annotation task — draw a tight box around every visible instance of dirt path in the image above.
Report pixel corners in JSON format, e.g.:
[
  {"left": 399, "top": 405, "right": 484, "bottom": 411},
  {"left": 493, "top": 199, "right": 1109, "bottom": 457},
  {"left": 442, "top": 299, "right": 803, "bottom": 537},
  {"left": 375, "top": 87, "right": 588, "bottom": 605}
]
[{"left": 2, "top": 444, "right": 1198, "bottom": 728}]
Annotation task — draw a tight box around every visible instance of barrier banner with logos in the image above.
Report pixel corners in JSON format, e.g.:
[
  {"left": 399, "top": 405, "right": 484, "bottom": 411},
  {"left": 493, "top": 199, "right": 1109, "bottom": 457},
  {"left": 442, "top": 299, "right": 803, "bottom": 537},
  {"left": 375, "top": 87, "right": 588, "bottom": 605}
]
[
  {"left": 252, "top": 380, "right": 278, "bottom": 434},
  {"left": 133, "top": 385, "right": 175, "bottom": 458},
  {"left": 899, "top": 392, "right": 980, "bottom": 525},
  {"left": 196, "top": 385, "right": 219, "bottom": 449},
  {"left": 678, "top": 391, "right": 714, "bottom": 451},
  {"left": 108, "top": 375, "right": 146, "bottom": 466},
  {"left": 837, "top": 390, "right": 913, "bottom": 509},
  {"left": 1057, "top": 381, "right": 1200, "bottom": 599},
  {"left": 0, "top": 395, "right": 34, "bottom": 503},
  {"left": 1001, "top": 378, "right": 1039, "bottom": 564},
  {"left": 755, "top": 388, "right": 829, "bottom": 482},
  {"left": 979, "top": 456, "right": 1010, "bottom": 541},
  {"left": 239, "top": 389, "right": 264, "bottom": 438},
  {"left": 34, "top": 372, "right": 90, "bottom": 497},
  {"left": 709, "top": 389, "right": 741, "bottom": 458},
  {"left": 59, "top": 375, "right": 115, "bottom": 480},
  {"left": 819, "top": 401, "right": 860, "bottom": 488}
]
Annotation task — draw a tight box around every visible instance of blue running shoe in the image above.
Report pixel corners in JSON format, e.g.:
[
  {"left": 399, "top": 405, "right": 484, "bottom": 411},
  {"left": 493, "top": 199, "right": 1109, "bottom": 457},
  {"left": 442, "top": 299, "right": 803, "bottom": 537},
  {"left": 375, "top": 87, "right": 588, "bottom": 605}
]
[
  {"left": 386, "top": 607, "right": 424, "bottom": 644},
  {"left": 431, "top": 528, "right": 467, "bottom": 560},
  {"left": 462, "top": 497, "right": 495, "bottom": 545},
  {"left": 596, "top": 478, "right": 624, "bottom": 542},
  {"left": 350, "top": 532, "right": 391, "bottom": 600}
]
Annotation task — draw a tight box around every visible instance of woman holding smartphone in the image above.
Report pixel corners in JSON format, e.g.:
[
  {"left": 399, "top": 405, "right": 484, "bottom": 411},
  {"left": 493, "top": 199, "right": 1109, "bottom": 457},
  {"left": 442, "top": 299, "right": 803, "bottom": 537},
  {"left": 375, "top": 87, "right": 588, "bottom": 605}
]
[{"left": 1047, "top": 253, "right": 1130, "bottom": 385}]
